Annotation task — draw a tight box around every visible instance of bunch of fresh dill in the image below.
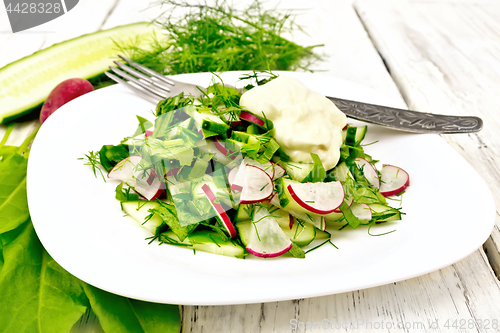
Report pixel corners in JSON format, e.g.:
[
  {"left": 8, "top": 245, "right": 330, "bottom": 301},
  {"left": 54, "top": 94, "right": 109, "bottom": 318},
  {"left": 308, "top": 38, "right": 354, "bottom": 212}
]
[{"left": 122, "top": 0, "right": 322, "bottom": 74}]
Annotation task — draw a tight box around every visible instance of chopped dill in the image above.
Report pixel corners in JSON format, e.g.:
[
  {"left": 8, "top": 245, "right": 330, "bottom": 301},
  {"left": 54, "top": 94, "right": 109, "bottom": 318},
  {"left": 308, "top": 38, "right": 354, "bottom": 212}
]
[{"left": 79, "top": 151, "right": 106, "bottom": 181}]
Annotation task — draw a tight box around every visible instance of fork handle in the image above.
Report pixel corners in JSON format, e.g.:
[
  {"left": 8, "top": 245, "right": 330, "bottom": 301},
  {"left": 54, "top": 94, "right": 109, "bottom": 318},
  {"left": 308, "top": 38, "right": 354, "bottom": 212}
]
[{"left": 327, "top": 96, "right": 483, "bottom": 133}]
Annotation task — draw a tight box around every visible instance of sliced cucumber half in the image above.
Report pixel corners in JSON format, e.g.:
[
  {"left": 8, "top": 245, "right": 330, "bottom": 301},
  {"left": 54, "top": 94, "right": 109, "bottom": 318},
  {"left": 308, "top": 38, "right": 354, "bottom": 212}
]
[{"left": 0, "top": 22, "right": 164, "bottom": 123}]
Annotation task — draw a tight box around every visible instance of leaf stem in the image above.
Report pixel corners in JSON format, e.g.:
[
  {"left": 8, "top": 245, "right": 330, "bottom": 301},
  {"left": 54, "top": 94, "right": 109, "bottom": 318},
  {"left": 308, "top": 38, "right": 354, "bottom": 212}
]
[
  {"left": 18, "top": 125, "right": 41, "bottom": 154},
  {"left": 0, "top": 123, "right": 15, "bottom": 149}
]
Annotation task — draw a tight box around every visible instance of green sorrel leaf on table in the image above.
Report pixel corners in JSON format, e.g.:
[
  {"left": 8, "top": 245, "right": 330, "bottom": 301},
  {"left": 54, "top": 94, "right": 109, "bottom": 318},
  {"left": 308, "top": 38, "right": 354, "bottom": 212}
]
[
  {"left": 83, "top": 284, "right": 181, "bottom": 333},
  {"left": 0, "top": 151, "right": 30, "bottom": 234},
  {"left": 0, "top": 223, "right": 89, "bottom": 333}
]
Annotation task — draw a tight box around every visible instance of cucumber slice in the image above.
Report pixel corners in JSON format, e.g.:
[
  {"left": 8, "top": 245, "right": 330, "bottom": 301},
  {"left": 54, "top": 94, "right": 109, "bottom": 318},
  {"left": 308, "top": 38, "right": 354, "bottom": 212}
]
[
  {"left": 0, "top": 22, "right": 163, "bottom": 123},
  {"left": 192, "top": 111, "right": 229, "bottom": 138},
  {"left": 161, "top": 230, "right": 246, "bottom": 258},
  {"left": 278, "top": 161, "right": 314, "bottom": 182},
  {"left": 282, "top": 217, "right": 316, "bottom": 247},
  {"left": 235, "top": 204, "right": 252, "bottom": 222},
  {"left": 332, "top": 162, "right": 354, "bottom": 182},
  {"left": 121, "top": 200, "right": 164, "bottom": 235},
  {"left": 369, "top": 203, "right": 402, "bottom": 222}
]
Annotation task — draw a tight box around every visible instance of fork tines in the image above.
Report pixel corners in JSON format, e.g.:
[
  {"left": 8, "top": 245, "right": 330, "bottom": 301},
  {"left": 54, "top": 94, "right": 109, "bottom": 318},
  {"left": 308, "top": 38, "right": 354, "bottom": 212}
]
[{"left": 105, "top": 55, "right": 173, "bottom": 103}]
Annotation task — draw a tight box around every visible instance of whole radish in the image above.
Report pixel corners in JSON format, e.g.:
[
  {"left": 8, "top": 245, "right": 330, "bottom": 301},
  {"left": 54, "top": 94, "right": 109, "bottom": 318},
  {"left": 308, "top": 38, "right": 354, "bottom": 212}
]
[{"left": 39, "top": 78, "right": 94, "bottom": 124}]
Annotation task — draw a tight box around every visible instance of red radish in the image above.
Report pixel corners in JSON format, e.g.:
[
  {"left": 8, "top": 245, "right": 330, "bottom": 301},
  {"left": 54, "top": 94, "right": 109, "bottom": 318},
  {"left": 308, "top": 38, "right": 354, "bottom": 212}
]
[
  {"left": 135, "top": 181, "right": 164, "bottom": 201},
  {"left": 239, "top": 110, "right": 266, "bottom": 127},
  {"left": 145, "top": 129, "right": 154, "bottom": 137},
  {"left": 333, "top": 188, "right": 353, "bottom": 213},
  {"left": 39, "top": 78, "right": 94, "bottom": 124},
  {"left": 245, "top": 206, "right": 292, "bottom": 258},
  {"left": 271, "top": 162, "right": 286, "bottom": 179},
  {"left": 268, "top": 194, "right": 326, "bottom": 230},
  {"left": 354, "top": 157, "right": 380, "bottom": 188},
  {"left": 228, "top": 166, "right": 244, "bottom": 192},
  {"left": 108, "top": 155, "right": 164, "bottom": 201},
  {"left": 201, "top": 184, "right": 237, "bottom": 238},
  {"left": 204, "top": 140, "right": 233, "bottom": 165},
  {"left": 379, "top": 164, "right": 410, "bottom": 196},
  {"left": 239, "top": 165, "right": 273, "bottom": 204},
  {"left": 214, "top": 137, "right": 238, "bottom": 160},
  {"left": 108, "top": 155, "right": 142, "bottom": 181},
  {"left": 287, "top": 181, "right": 344, "bottom": 215},
  {"left": 229, "top": 161, "right": 247, "bottom": 191},
  {"left": 214, "top": 137, "right": 230, "bottom": 155},
  {"left": 351, "top": 203, "right": 372, "bottom": 221},
  {"left": 243, "top": 157, "right": 275, "bottom": 179},
  {"left": 223, "top": 113, "right": 241, "bottom": 127}
]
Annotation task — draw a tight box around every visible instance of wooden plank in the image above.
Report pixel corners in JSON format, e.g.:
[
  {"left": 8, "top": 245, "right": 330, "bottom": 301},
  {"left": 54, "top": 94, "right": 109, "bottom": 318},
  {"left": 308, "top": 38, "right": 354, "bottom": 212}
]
[
  {"left": 183, "top": 0, "right": 500, "bottom": 331},
  {"left": 184, "top": 251, "right": 500, "bottom": 333},
  {"left": 354, "top": 0, "right": 500, "bottom": 269}
]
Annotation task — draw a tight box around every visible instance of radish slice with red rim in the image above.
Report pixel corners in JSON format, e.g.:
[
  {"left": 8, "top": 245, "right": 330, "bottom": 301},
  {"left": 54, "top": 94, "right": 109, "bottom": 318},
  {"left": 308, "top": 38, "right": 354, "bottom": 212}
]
[
  {"left": 354, "top": 157, "right": 380, "bottom": 188},
  {"left": 108, "top": 155, "right": 142, "bottom": 181},
  {"left": 201, "top": 184, "right": 237, "bottom": 238},
  {"left": 379, "top": 164, "right": 410, "bottom": 197},
  {"left": 239, "top": 110, "right": 266, "bottom": 127},
  {"left": 243, "top": 157, "right": 275, "bottom": 180},
  {"left": 287, "top": 181, "right": 344, "bottom": 215},
  {"left": 227, "top": 166, "right": 243, "bottom": 192},
  {"left": 271, "top": 162, "right": 286, "bottom": 179},
  {"left": 350, "top": 203, "right": 372, "bottom": 221},
  {"left": 245, "top": 206, "right": 292, "bottom": 258},
  {"left": 229, "top": 161, "right": 247, "bottom": 191},
  {"left": 240, "top": 165, "right": 273, "bottom": 204}
]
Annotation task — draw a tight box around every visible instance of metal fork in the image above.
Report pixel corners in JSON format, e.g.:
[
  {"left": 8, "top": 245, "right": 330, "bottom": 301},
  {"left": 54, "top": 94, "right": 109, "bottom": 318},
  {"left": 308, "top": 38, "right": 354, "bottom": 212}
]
[
  {"left": 105, "top": 56, "right": 483, "bottom": 134},
  {"left": 105, "top": 55, "right": 203, "bottom": 104}
]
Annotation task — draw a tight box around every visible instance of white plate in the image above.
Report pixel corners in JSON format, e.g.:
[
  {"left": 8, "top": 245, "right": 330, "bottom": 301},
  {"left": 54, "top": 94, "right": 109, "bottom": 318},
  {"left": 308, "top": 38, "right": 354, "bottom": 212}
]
[{"left": 27, "top": 71, "right": 496, "bottom": 305}]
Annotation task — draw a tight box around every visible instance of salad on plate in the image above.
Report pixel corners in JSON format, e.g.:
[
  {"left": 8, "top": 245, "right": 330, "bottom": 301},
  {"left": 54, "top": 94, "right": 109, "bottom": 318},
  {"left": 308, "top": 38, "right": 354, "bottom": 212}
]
[{"left": 83, "top": 73, "right": 409, "bottom": 259}]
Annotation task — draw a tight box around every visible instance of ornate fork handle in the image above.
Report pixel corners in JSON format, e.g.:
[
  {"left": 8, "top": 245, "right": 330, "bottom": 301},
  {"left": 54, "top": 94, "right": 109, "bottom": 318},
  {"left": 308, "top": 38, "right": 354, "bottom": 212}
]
[{"left": 327, "top": 97, "right": 483, "bottom": 133}]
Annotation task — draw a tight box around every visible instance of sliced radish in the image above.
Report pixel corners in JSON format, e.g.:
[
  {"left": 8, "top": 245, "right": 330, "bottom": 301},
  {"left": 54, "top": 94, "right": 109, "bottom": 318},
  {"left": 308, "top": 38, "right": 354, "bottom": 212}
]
[
  {"left": 145, "top": 129, "right": 154, "bottom": 137},
  {"left": 239, "top": 165, "right": 273, "bottom": 204},
  {"left": 271, "top": 162, "right": 286, "bottom": 179},
  {"left": 108, "top": 156, "right": 164, "bottom": 200},
  {"left": 214, "top": 137, "right": 230, "bottom": 155},
  {"left": 354, "top": 157, "right": 380, "bottom": 188},
  {"left": 239, "top": 110, "right": 266, "bottom": 127},
  {"left": 245, "top": 206, "right": 292, "bottom": 258},
  {"left": 223, "top": 112, "right": 241, "bottom": 127},
  {"left": 227, "top": 166, "right": 243, "bottom": 192},
  {"left": 132, "top": 168, "right": 164, "bottom": 200},
  {"left": 243, "top": 157, "right": 275, "bottom": 179},
  {"left": 350, "top": 203, "right": 372, "bottom": 221},
  {"left": 379, "top": 164, "right": 410, "bottom": 196},
  {"left": 267, "top": 192, "right": 326, "bottom": 230},
  {"left": 287, "top": 181, "right": 344, "bottom": 215},
  {"left": 108, "top": 155, "right": 142, "bottom": 181},
  {"left": 201, "top": 184, "right": 237, "bottom": 238},
  {"left": 333, "top": 187, "right": 353, "bottom": 213},
  {"left": 229, "top": 161, "right": 247, "bottom": 191},
  {"left": 134, "top": 180, "right": 164, "bottom": 201}
]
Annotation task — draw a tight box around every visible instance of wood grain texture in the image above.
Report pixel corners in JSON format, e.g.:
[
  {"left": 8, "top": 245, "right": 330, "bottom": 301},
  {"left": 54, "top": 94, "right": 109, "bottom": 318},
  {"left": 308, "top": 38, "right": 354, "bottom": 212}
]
[
  {"left": 354, "top": 0, "right": 500, "bottom": 267},
  {"left": 2, "top": 0, "right": 500, "bottom": 332},
  {"left": 184, "top": 0, "right": 500, "bottom": 331}
]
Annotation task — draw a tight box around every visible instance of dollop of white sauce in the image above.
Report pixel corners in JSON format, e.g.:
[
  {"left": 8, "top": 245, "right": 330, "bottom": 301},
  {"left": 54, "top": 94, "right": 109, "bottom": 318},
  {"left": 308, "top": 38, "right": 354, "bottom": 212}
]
[{"left": 239, "top": 76, "right": 347, "bottom": 170}]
